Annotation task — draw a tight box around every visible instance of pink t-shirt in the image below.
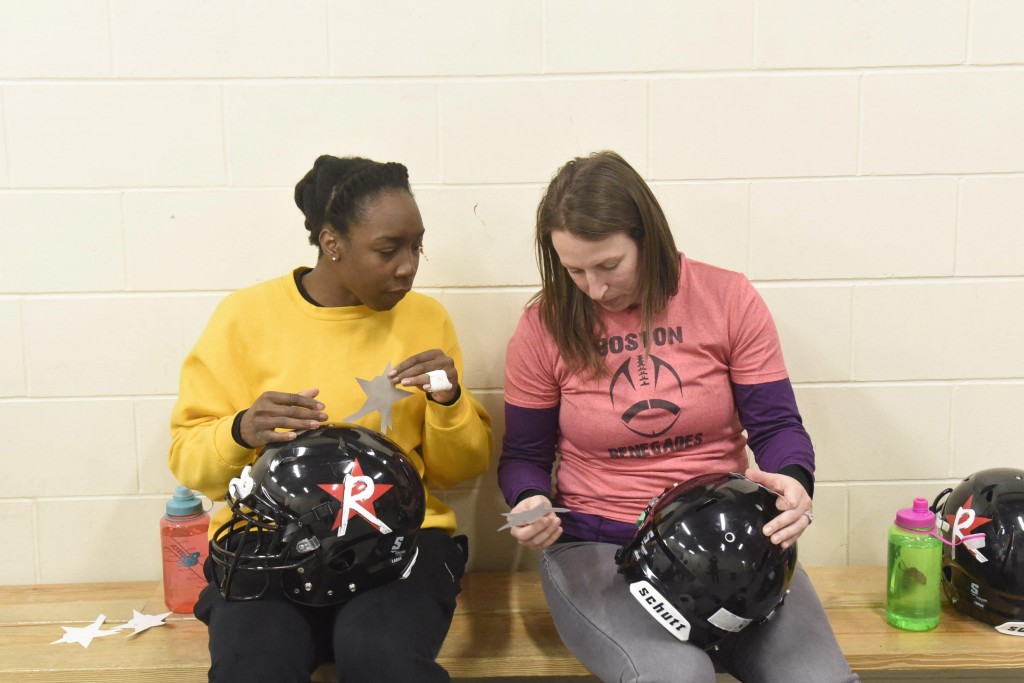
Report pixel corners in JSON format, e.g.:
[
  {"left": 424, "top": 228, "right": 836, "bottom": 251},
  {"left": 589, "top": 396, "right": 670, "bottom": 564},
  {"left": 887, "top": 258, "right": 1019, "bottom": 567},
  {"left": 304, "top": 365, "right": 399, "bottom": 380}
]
[{"left": 504, "top": 256, "right": 789, "bottom": 523}]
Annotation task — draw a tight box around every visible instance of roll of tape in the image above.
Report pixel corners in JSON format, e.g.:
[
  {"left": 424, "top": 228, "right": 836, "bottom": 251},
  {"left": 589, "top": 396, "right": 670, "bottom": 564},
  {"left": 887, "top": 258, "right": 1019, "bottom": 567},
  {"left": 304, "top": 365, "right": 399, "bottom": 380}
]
[{"left": 426, "top": 369, "right": 453, "bottom": 392}]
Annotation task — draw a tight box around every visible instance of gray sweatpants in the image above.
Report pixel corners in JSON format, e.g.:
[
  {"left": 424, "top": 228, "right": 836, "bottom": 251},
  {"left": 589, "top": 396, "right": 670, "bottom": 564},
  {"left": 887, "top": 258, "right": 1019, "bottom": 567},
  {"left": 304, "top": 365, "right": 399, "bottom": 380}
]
[{"left": 541, "top": 542, "right": 860, "bottom": 683}]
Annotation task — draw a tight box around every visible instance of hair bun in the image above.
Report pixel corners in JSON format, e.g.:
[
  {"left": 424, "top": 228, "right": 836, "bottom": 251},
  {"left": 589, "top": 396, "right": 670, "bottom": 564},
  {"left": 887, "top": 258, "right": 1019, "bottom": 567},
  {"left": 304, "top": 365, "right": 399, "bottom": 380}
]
[
  {"left": 295, "top": 156, "right": 356, "bottom": 233},
  {"left": 294, "top": 155, "right": 411, "bottom": 247}
]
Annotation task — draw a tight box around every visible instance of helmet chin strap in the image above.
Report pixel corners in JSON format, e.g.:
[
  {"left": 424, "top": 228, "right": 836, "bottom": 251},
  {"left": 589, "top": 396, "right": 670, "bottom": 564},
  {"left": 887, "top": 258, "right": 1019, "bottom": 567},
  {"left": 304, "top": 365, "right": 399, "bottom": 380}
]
[
  {"left": 294, "top": 535, "right": 320, "bottom": 554},
  {"left": 287, "top": 503, "right": 337, "bottom": 550}
]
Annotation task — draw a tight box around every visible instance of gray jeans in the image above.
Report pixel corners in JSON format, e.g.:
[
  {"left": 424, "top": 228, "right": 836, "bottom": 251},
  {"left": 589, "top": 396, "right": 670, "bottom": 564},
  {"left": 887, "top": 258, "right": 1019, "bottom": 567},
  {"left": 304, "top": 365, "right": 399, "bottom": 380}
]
[{"left": 541, "top": 542, "right": 859, "bottom": 683}]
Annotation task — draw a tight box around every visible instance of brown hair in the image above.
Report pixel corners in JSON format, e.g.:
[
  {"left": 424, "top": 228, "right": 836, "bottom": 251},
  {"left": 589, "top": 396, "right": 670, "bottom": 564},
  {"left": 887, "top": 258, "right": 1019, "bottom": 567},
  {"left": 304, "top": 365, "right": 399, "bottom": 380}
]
[{"left": 533, "top": 151, "right": 680, "bottom": 377}]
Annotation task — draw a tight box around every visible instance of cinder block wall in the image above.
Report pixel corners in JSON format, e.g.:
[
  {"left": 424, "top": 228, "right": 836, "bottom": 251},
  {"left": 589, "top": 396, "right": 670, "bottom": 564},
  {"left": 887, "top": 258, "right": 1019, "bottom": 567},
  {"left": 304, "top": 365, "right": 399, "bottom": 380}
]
[{"left": 2, "top": 1, "right": 1022, "bottom": 584}]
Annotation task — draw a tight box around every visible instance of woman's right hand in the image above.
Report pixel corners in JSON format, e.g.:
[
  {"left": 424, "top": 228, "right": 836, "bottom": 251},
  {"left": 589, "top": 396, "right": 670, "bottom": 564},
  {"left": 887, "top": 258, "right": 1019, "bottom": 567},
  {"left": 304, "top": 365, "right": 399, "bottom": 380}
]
[
  {"left": 239, "top": 388, "right": 328, "bottom": 448},
  {"left": 509, "top": 494, "right": 563, "bottom": 550}
]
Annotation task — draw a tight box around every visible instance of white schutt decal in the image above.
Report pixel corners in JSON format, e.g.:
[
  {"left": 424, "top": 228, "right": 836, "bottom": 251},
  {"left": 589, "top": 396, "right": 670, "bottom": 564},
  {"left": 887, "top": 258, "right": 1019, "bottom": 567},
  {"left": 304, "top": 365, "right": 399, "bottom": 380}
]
[
  {"left": 995, "top": 621, "right": 1024, "bottom": 636},
  {"left": 628, "top": 580, "right": 691, "bottom": 641}
]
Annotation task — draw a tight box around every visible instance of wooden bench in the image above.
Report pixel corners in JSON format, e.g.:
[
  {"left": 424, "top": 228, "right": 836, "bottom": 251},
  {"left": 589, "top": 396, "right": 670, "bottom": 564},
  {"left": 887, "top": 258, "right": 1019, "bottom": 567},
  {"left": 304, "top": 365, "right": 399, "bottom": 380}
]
[{"left": 2, "top": 567, "right": 1023, "bottom": 682}]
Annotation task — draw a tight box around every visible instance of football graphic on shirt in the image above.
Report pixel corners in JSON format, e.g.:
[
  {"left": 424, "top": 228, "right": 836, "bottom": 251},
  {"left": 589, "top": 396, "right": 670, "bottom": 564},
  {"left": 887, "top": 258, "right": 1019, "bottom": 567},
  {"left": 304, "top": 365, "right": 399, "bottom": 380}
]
[{"left": 608, "top": 354, "right": 683, "bottom": 437}]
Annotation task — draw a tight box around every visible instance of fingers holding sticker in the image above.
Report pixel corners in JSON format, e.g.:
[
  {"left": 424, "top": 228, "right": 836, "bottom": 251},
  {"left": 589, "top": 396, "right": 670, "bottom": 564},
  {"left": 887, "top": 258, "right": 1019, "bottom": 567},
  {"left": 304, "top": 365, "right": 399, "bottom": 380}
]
[
  {"left": 389, "top": 349, "right": 459, "bottom": 403},
  {"left": 505, "top": 495, "right": 566, "bottom": 551}
]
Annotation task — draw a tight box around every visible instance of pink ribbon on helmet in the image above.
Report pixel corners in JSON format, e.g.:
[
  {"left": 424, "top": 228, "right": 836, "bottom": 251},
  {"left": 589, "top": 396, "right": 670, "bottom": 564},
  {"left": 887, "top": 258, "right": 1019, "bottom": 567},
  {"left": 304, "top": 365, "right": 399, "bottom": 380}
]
[{"left": 895, "top": 522, "right": 984, "bottom": 548}]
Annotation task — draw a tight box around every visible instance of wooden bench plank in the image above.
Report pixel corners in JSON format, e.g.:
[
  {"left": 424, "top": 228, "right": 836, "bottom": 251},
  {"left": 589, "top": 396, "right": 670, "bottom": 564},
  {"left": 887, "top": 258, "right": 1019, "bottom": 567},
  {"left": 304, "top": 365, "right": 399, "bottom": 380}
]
[
  {"left": 2, "top": 566, "right": 1022, "bottom": 681},
  {"left": 0, "top": 624, "right": 207, "bottom": 683},
  {"left": 808, "top": 566, "right": 1024, "bottom": 671},
  {"left": 0, "top": 582, "right": 158, "bottom": 625},
  {"left": 1, "top": 583, "right": 209, "bottom": 683}
]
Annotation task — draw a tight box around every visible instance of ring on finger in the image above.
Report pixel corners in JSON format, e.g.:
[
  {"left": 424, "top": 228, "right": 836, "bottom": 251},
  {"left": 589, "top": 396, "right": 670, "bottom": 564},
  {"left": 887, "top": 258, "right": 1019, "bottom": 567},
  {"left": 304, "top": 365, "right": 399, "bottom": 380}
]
[{"left": 803, "top": 510, "right": 815, "bottom": 524}]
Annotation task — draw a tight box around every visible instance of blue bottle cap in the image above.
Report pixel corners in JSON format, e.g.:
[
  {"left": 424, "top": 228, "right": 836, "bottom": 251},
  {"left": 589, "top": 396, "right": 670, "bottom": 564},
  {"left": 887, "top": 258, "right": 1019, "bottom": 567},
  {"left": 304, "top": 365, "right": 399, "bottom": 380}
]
[{"left": 166, "top": 485, "right": 203, "bottom": 517}]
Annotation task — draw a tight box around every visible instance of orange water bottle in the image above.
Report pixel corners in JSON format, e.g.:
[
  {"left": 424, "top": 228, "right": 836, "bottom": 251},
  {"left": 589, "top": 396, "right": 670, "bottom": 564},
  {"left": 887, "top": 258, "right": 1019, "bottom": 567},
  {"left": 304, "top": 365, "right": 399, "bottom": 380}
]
[{"left": 160, "top": 485, "right": 210, "bottom": 613}]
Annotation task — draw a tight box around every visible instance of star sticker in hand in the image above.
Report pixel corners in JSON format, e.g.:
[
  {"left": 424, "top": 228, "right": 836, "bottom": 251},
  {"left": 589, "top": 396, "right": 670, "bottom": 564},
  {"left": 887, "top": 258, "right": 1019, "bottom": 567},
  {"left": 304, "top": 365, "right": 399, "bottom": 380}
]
[
  {"left": 51, "top": 614, "right": 119, "bottom": 648},
  {"left": 498, "top": 506, "right": 570, "bottom": 531},
  {"left": 121, "top": 609, "right": 173, "bottom": 636},
  {"left": 344, "top": 362, "right": 412, "bottom": 433}
]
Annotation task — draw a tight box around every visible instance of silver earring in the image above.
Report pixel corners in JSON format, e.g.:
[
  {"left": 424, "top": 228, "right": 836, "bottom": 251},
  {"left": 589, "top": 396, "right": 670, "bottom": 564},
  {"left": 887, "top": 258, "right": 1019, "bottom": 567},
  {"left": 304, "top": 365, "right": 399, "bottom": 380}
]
[{"left": 331, "top": 255, "right": 338, "bottom": 262}]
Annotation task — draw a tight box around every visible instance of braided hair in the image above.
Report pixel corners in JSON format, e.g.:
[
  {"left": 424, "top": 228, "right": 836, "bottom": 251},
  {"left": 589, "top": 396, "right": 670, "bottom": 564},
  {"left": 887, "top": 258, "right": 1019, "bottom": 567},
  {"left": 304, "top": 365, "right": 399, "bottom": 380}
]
[{"left": 294, "top": 155, "right": 412, "bottom": 253}]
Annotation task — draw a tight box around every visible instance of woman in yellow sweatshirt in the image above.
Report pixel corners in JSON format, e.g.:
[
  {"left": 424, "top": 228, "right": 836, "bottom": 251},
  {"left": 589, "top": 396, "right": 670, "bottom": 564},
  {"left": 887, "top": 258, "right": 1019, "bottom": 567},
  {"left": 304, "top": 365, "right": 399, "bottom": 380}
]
[{"left": 169, "top": 155, "right": 492, "bottom": 683}]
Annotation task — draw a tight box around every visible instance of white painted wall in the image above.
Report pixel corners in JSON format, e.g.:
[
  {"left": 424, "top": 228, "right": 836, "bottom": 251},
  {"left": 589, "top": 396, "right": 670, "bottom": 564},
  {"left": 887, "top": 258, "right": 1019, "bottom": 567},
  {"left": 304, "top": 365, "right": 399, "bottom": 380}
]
[{"left": 2, "top": 0, "right": 1022, "bottom": 584}]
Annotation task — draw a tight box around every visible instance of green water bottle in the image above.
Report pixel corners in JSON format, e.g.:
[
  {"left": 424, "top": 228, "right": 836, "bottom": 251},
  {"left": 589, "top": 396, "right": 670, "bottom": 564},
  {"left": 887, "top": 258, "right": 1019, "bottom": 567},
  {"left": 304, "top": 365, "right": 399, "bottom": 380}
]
[{"left": 886, "top": 497, "right": 942, "bottom": 631}]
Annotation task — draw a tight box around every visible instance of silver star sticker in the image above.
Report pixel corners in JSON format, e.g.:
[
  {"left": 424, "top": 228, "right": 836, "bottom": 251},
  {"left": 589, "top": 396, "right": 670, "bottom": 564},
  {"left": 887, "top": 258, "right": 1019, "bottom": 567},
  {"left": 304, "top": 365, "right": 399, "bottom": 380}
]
[
  {"left": 344, "top": 362, "right": 413, "bottom": 433},
  {"left": 498, "top": 506, "right": 570, "bottom": 531},
  {"left": 50, "top": 614, "right": 119, "bottom": 648}
]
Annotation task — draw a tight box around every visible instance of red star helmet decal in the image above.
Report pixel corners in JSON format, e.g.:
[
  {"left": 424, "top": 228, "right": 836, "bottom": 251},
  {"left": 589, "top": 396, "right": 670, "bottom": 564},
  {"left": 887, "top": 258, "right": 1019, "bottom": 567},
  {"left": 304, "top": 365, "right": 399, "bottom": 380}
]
[
  {"left": 319, "top": 458, "right": 394, "bottom": 535},
  {"left": 946, "top": 494, "right": 993, "bottom": 539}
]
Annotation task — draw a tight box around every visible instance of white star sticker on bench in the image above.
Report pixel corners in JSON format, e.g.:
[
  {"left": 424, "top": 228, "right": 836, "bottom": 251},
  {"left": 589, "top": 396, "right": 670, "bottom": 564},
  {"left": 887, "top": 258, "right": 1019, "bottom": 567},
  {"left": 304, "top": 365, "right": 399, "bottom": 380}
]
[
  {"left": 121, "top": 609, "right": 172, "bottom": 636},
  {"left": 50, "top": 614, "right": 119, "bottom": 648}
]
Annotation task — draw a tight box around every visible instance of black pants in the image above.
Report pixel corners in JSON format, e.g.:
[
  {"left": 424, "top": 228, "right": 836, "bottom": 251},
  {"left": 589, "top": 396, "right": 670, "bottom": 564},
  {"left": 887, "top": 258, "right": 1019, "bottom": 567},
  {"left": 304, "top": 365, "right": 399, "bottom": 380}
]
[{"left": 194, "top": 529, "right": 466, "bottom": 683}]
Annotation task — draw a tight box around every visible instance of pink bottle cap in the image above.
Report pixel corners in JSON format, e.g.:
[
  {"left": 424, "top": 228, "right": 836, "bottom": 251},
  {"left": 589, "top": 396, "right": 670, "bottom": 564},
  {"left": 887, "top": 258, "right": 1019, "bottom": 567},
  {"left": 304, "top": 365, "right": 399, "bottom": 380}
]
[{"left": 895, "top": 497, "right": 935, "bottom": 531}]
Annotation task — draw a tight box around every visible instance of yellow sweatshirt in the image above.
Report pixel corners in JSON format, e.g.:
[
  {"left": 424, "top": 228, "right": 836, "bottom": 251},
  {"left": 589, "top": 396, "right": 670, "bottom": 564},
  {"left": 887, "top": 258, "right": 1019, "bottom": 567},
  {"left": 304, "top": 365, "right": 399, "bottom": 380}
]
[{"left": 169, "top": 268, "right": 492, "bottom": 536}]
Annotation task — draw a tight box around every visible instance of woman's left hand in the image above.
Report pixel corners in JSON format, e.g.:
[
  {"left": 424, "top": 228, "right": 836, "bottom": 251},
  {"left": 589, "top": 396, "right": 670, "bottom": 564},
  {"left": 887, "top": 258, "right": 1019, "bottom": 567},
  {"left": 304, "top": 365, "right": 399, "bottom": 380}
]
[
  {"left": 390, "top": 349, "right": 460, "bottom": 404},
  {"left": 744, "top": 468, "right": 813, "bottom": 549}
]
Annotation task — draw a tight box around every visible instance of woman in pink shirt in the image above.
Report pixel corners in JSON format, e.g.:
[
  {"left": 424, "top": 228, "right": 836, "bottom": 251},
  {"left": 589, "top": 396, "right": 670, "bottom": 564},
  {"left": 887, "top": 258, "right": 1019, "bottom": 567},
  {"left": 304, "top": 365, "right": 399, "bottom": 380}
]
[{"left": 499, "top": 151, "right": 857, "bottom": 682}]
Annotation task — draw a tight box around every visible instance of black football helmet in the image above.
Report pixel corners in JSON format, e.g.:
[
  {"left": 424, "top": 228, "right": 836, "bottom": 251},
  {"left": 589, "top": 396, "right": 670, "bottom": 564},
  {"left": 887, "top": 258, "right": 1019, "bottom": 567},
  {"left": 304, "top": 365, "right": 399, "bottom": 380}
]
[
  {"left": 210, "top": 424, "right": 426, "bottom": 606},
  {"left": 931, "top": 468, "right": 1024, "bottom": 635},
  {"left": 615, "top": 472, "right": 798, "bottom": 649}
]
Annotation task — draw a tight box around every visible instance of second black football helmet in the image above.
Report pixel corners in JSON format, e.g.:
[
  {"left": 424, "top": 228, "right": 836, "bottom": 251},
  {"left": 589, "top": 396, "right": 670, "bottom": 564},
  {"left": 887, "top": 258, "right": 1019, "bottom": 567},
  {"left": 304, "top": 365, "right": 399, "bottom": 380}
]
[
  {"left": 615, "top": 472, "right": 798, "bottom": 649},
  {"left": 932, "top": 467, "right": 1024, "bottom": 635}
]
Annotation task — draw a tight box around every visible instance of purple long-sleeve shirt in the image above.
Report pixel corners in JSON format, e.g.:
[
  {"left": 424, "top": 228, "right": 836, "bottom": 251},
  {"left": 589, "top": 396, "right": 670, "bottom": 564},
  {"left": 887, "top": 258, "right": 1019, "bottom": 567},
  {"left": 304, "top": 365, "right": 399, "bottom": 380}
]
[{"left": 498, "top": 378, "right": 814, "bottom": 545}]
